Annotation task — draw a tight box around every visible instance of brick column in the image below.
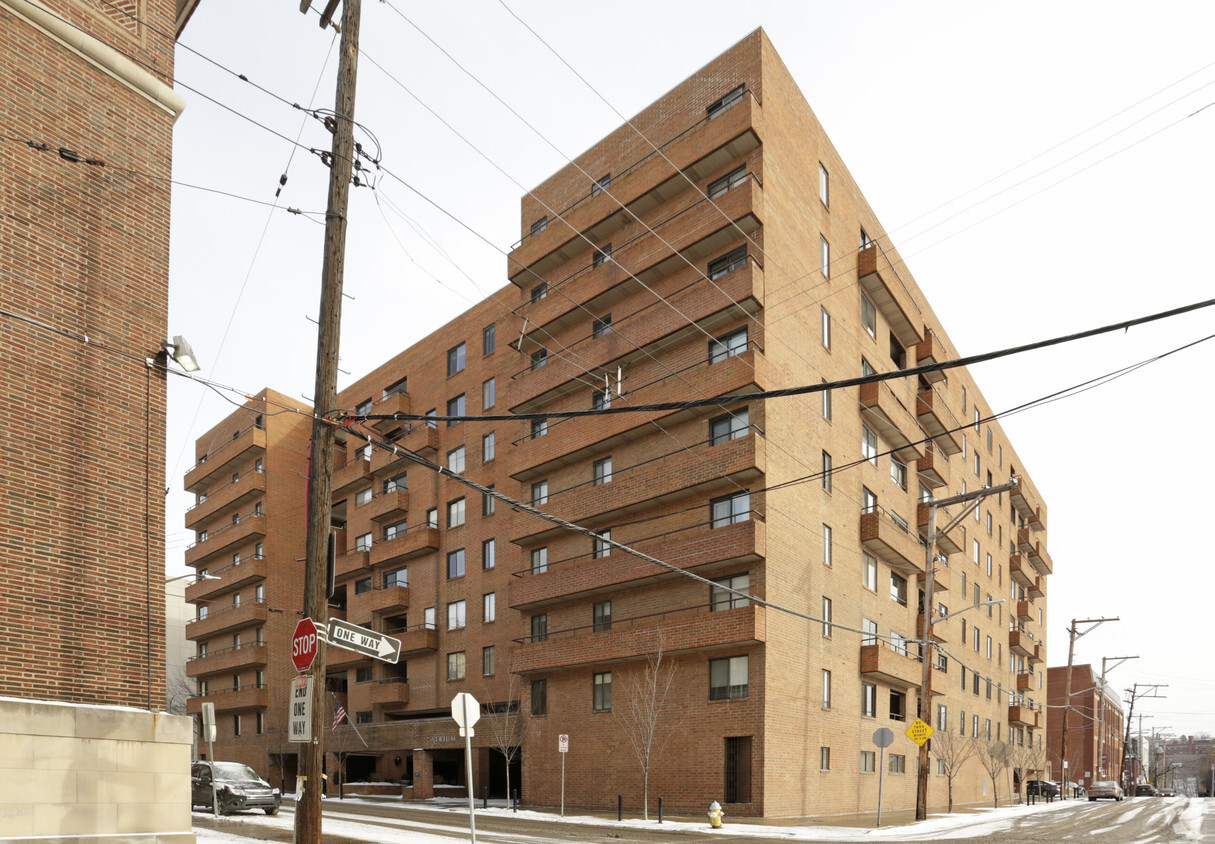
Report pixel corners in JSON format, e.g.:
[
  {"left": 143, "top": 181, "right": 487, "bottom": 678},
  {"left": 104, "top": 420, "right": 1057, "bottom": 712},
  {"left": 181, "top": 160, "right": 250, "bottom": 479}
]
[{"left": 411, "top": 750, "right": 434, "bottom": 800}]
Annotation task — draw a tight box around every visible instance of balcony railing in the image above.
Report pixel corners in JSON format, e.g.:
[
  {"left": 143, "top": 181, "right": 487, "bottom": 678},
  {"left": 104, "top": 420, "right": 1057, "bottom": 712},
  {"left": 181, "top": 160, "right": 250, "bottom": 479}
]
[
  {"left": 860, "top": 510, "right": 924, "bottom": 574},
  {"left": 186, "top": 683, "right": 269, "bottom": 714},
  {"left": 382, "top": 622, "right": 438, "bottom": 658},
  {"left": 859, "top": 642, "right": 921, "bottom": 689},
  {"left": 333, "top": 454, "right": 373, "bottom": 497},
  {"left": 368, "top": 525, "right": 440, "bottom": 568},
  {"left": 185, "top": 424, "right": 266, "bottom": 493},
  {"left": 185, "top": 514, "right": 267, "bottom": 566},
  {"left": 185, "top": 601, "right": 269, "bottom": 640},
  {"left": 916, "top": 440, "right": 950, "bottom": 489},
  {"left": 185, "top": 643, "right": 268, "bottom": 678},
  {"left": 185, "top": 469, "right": 265, "bottom": 530},
  {"left": 185, "top": 555, "right": 266, "bottom": 602},
  {"left": 348, "top": 583, "right": 410, "bottom": 620}
]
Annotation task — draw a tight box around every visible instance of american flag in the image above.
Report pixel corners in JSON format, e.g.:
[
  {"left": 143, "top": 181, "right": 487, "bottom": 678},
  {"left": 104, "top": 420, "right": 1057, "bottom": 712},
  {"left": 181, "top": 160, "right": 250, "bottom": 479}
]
[{"left": 331, "top": 703, "right": 347, "bottom": 734}]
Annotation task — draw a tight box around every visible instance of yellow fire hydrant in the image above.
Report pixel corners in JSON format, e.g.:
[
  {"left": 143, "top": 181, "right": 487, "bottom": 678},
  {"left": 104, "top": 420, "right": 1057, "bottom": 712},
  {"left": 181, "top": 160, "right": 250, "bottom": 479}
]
[{"left": 708, "top": 800, "right": 724, "bottom": 828}]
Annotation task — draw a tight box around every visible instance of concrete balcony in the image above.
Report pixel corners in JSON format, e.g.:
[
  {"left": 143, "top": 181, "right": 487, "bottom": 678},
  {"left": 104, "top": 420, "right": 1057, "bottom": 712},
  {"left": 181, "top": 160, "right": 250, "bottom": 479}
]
[
  {"left": 185, "top": 514, "right": 268, "bottom": 567},
  {"left": 369, "top": 526, "right": 439, "bottom": 568},
  {"left": 915, "top": 329, "right": 948, "bottom": 384},
  {"left": 509, "top": 92, "right": 763, "bottom": 282},
  {"left": 185, "top": 555, "right": 266, "bottom": 603},
  {"left": 512, "top": 349, "right": 767, "bottom": 478},
  {"left": 332, "top": 455, "right": 373, "bottom": 497},
  {"left": 857, "top": 245, "right": 923, "bottom": 350},
  {"left": 917, "top": 503, "right": 962, "bottom": 555},
  {"left": 186, "top": 644, "right": 268, "bottom": 679},
  {"left": 328, "top": 645, "right": 371, "bottom": 670},
  {"left": 1009, "top": 630, "right": 1035, "bottom": 659},
  {"left": 512, "top": 603, "right": 764, "bottom": 674},
  {"left": 1028, "top": 642, "right": 1043, "bottom": 664},
  {"left": 860, "top": 510, "right": 924, "bottom": 574},
  {"left": 1009, "top": 705, "right": 1040, "bottom": 728},
  {"left": 384, "top": 623, "right": 438, "bottom": 658},
  {"left": 368, "top": 678, "right": 411, "bottom": 711},
  {"left": 185, "top": 425, "right": 266, "bottom": 494},
  {"left": 335, "top": 549, "right": 371, "bottom": 581},
  {"left": 916, "top": 388, "right": 962, "bottom": 455},
  {"left": 1017, "top": 672, "right": 1034, "bottom": 692},
  {"left": 917, "top": 440, "right": 950, "bottom": 489},
  {"left": 186, "top": 601, "right": 269, "bottom": 640},
  {"left": 1016, "top": 599, "right": 1033, "bottom": 621},
  {"left": 1009, "top": 553, "right": 1034, "bottom": 589},
  {"left": 859, "top": 643, "right": 921, "bottom": 689},
  {"left": 511, "top": 259, "right": 764, "bottom": 413},
  {"left": 186, "top": 684, "right": 268, "bottom": 715},
  {"left": 509, "top": 517, "right": 764, "bottom": 610},
  {"left": 365, "top": 489, "right": 410, "bottom": 524},
  {"left": 369, "top": 392, "right": 411, "bottom": 433},
  {"left": 185, "top": 470, "right": 265, "bottom": 529},
  {"left": 349, "top": 584, "right": 410, "bottom": 617},
  {"left": 859, "top": 380, "right": 924, "bottom": 462},
  {"left": 918, "top": 560, "right": 951, "bottom": 593}
]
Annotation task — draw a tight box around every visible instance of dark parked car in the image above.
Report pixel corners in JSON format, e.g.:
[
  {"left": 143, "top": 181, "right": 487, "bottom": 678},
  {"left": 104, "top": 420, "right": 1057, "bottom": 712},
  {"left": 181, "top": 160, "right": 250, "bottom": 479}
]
[
  {"left": 1026, "top": 780, "right": 1061, "bottom": 798},
  {"left": 1134, "top": 784, "right": 1159, "bottom": 797},
  {"left": 191, "top": 761, "right": 281, "bottom": 815}
]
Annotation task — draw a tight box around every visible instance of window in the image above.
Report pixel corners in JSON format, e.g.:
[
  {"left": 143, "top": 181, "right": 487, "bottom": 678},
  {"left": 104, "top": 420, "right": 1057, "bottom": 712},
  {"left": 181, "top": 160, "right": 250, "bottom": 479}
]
[
  {"left": 820, "top": 236, "right": 830, "bottom": 279},
  {"left": 384, "top": 567, "right": 406, "bottom": 588},
  {"left": 710, "top": 410, "right": 749, "bottom": 445},
  {"left": 821, "top": 669, "right": 832, "bottom": 708},
  {"left": 447, "top": 446, "right": 466, "bottom": 474},
  {"left": 707, "top": 85, "right": 744, "bottom": 118},
  {"left": 889, "top": 754, "right": 906, "bottom": 774},
  {"left": 531, "top": 481, "right": 548, "bottom": 506},
  {"left": 861, "top": 356, "right": 876, "bottom": 377},
  {"left": 822, "top": 381, "right": 832, "bottom": 421},
  {"left": 822, "top": 596, "right": 832, "bottom": 637},
  {"left": 356, "top": 711, "right": 372, "bottom": 725},
  {"left": 986, "top": 635, "right": 993, "bottom": 658},
  {"left": 591, "top": 173, "right": 611, "bottom": 196},
  {"left": 530, "top": 282, "right": 548, "bottom": 303},
  {"left": 353, "top": 578, "right": 372, "bottom": 595},
  {"left": 593, "top": 457, "right": 613, "bottom": 485},
  {"left": 483, "top": 592, "right": 495, "bottom": 623},
  {"left": 819, "top": 162, "right": 829, "bottom": 206},
  {"left": 822, "top": 525, "right": 832, "bottom": 567},
  {"left": 889, "top": 690, "right": 906, "bottom": 721},
  {"left": 862, "top": 552, "right": 877, "bottom": 591},
  {"left": 863, "top": 487, "right": 877, "bottom": 513},
  {"left": 483, "top": 323, "right": 496, "bottom": 355},
  {"left": 820, "top": 747, "right": 831, "bottom": 771},
  {"left": 530, "top": 679, "right": 547, "bottom": 715},
  {"left": 530, "top": 418, "right": 548, "bottom": 439},
  {"left": 424, "top": 607, "right": 435, "bottom": 629},
  {"left": 708, "top": 246, "right": 747, "bottom": 280},
  {"left": 592, "top": 671, "right": 612, "bottom": 710},
  {"left": 447, "top": 497, "right": 466, "bottom": 528},
  {"left": 862, "top": 424, "right": 878, "bottom": 464},
  {"left": 482, "top": 646, "right": 495, "bottom": 676},
  {"left": 591, "top": 387, "right": 612, "bottom": 411},
  {"left": 233, "top": 714, "right": 241, "bottom": 737},
  {"left": 861, "top": 617, "right": 878, "bottom": 646},
  {"left": 482, "top": 539, "right": 495, "bottom": 570},
  {"left": 482, "top": 432, "right": 495, "bottom": 462},
  {"left": 861, "top": 682, "right": 877, "bottom": 717},
  {"left": 593, "top": 600, "right": 612, "bottom": 632},
  {"left": 447, "top": 600, "right": 466, "bottom": 630},
  {"left": 530, "top": 547, "right": 548, "bottom": 574},
  {"left": 973, "top": 715, "right": 980, "bottom": 738},
  {"left": 936, "top": 759, "right": 946, "bottom": 776},
  {"left": 709, "top": 656, "right": 748, "bottom": 700},
  {"left": 593, "top": 314, "right": 613, "bottom": 337},
  {"left": 426, "top": 409, "right": 437, "bottom": 428},
  {"left": 528, "top": 614, "right": 548, "bottom": 642},
  {"left": 446, "top": 394, "right": 465, "bottom": 427},
  {"left": 354, "top": 398, "right": 373, "bottom": 417},
  {"left": 593, "top": 529, "right": 612, "bottom": 559},
  {"left": 482, "top": 378, "right": 495, "bottom": 410},
  {"left": 384, "top": 473, "right": 407, "bottom": 494},
  {"left": 708, "top": 165, "right": 746, "bottom": 198},
  {"left": 890, "top": 573, "right": 908, "bottom": 606},
  {"left": 891, "top": 632, "right": 908, "bottom": 656},
  {"left": 355, "top": 487, "right": 373, "bottom": 507},
  {"left": 822, "top": 451, "right": 833, "bottom": 492},
  {"left": 860, "top": 751, "right": 876, "bottom": 773},
  {"left": 355, "top": 532, "right": 372, "bottom": 552},
  {"left": 530, "top": 348, "right": 547, "bottom": 370},
  {"left": 937, "top": 704, "right": 948, "bottom": 731},
  {"left": 256, "top": 712, "right": 264, "bottom": 735},
  {"left": 891, "top": 456, "right": 907, "bottom": 489},
  {"left": 710, "top": 573, "right": 750, "bottom": 611},
  {"left": 529, "top": 217, "right": 547, "bottom": 236},
  {"left": 446, "top": 548, "right": 465, "bottom": 579},
  {"left": 710, "top": 492, "right": 750, "bottom": 527},
  {"left": 709, "top": 327, "right": 747, "bottom": 363},
  {"left": 447, "top": 342, "right": 465, "bottom": 376},
  {"left": 592, "top": 244, "right": 612, "bottom": 267},
  {"left": 861, "top": 293, "right": 877, "bottom": 338},
  {"left": 820, "top": 307, "right": 831, "bottom": 349},
  {"left": 427, "top": 508, "right": 438, "bottom": 528},
  {"left": 447, "top": 652, "right": 466, "bottom": 681},
  {"left": 482, "top": 487, "right": 495, "bottom": 516}
]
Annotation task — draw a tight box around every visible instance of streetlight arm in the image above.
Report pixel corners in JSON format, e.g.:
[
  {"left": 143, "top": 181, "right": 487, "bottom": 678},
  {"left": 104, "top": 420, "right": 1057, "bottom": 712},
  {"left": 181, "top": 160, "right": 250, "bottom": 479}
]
[{"left": 932, "top": 599, "right": 1005, "bottom": 626}]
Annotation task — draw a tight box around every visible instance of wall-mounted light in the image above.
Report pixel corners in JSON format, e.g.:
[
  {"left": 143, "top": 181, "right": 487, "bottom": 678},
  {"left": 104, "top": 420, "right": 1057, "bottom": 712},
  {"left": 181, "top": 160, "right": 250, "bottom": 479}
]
[{"left": 162, "top": 335, "right": 201, "bottom": 372}]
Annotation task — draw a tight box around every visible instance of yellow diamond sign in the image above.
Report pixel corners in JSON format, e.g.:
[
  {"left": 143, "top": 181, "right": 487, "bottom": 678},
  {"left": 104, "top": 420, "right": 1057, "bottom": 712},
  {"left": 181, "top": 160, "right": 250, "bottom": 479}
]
[{"left": 905, "top": 718, "right": 935, "bottom": 746}]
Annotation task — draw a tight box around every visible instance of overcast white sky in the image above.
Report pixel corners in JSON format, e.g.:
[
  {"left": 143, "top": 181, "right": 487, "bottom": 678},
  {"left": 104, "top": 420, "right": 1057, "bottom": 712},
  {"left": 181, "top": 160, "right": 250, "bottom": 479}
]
[{"left": 166, "top": 2, "right": 1215, "bottom": 737}]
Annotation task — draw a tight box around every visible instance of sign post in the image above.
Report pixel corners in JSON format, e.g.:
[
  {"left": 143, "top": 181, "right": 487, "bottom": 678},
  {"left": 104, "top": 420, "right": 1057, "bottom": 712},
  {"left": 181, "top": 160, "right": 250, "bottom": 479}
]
[
  {"left": 558, "top": 734, "right": 569, "bottom": 817},
  {"left": 451, "top": 693, "right": 481, "bottom": 844},
  {"left": 873, "top": 728, "right": 894, "bottom": 827},
  {"left": 201, "top": 702, "right": 218, "bottom": 817},
  {"left": 289, "top": 676, "right": 314, "bottom": 743}
]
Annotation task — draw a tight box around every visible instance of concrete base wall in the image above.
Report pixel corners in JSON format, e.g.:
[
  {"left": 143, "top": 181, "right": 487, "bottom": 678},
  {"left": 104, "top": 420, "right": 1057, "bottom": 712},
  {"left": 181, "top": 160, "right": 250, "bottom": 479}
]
[{"left": 0, "top": 697, "right": 195, "bottom": 843}]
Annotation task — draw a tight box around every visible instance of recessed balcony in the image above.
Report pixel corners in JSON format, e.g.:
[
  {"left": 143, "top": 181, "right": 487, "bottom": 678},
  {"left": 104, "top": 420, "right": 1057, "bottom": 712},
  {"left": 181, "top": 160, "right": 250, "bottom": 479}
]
[
  {"left": 185, "top": 425, "right": 266, "bottom": 494},
  {"left": 916, "top": 388, "right": 962, "bottom": 455},
  {"left": 185, "top": 601, "right": 269, "bottom": 640},
  {"left": 1009, "top": 553, "right": 1034, "bottom": 589},
  {"left": 857, "top": 246, "right": 924, "bottom": 350},
  {"left": 1008, "top": 705, "right": 1039, "bottom": 728},
  {"left": 512, "top": 603, "right": 764, "bottom": 674},
  {"left": 859, "top": 642, "right": 921, "bottom": 689},
  {"left": 186, "top": 683, "right": 268, "bottom": 714},
  {"left": 185, "top": 471, "right": 265, "bottom": 530},
  {"left": 185, "top": 555, "right": 266, "bottom": 603},
  {"left": 365, "top": 489, "right": 410, "bottom": 524},
  {"left": 185, "top": 515, "right": 268, "bottom": 567},
  {"left": 860, "top": 510, "right": 924, "bottom": 574},
  {"left": 369, "top": 392, "right": 411, "bottom": 433},
  {"left": 859, "top": 381, "right": 924, "bottom": 462},
  {"left": 917, "top": 441, "right": 950, "bottom": 489},
  {"left": 915, "top": 329, "right": 948, "bottom": 384},
  {"left": 186, "top": 643, "right": 268, "bottom": 678},
  {"left": 917, "top": 503, "right": 962, "bottom": 555},
  {"left": 369, "top": 526, "right": 439, "bottom": 568}
]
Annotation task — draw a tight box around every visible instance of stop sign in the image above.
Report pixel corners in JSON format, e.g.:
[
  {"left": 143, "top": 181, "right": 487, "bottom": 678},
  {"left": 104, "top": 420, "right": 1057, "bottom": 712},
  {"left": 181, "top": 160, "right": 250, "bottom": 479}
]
[{"left": 292, "top": 617, "right": 319, "bottom": 672}]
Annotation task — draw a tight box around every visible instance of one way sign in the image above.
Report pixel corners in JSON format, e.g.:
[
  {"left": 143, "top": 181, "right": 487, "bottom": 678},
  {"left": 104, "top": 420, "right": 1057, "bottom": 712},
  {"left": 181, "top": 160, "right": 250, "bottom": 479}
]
[{"left": 327, "top": 618, "right": 402, "bottom": 664}]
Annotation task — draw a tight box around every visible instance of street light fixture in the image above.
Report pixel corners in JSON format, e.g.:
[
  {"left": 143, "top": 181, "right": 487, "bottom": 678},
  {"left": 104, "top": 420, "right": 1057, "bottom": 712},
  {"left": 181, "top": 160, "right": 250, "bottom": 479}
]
[{"left": 162, "top": 335, "right": 201, "bottom": 372}]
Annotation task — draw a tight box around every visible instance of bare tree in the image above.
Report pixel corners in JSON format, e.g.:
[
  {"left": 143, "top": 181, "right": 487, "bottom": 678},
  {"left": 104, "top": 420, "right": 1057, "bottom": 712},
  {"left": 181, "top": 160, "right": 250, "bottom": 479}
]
[
  {"left": 165, "top": 667, "right": 194, "bottom": 716},
  {"left": 980, "top": 741, "right": 1007, "bottom": 808},
  {"left": 614, "top": 640, "right": 681, "bottom": 820},
  {"left": 480, "top": 648, "right": 529, "bottom": 805},
  {"left": 931, "top": 730, "right": 978, "bottom": 812}
]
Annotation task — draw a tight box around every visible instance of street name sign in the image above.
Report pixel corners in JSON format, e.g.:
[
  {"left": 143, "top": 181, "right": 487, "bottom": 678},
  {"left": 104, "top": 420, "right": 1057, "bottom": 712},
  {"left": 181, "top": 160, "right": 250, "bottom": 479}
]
[{"left": 327, "top": 617, "right": 402, "bottom": 664}]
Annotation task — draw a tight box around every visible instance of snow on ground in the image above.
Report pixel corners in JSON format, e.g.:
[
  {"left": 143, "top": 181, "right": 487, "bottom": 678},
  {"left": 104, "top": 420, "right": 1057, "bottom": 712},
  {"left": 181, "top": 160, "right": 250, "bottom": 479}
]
[{"left": 194, "top": 796, "right": 1214, "bottom": 843}]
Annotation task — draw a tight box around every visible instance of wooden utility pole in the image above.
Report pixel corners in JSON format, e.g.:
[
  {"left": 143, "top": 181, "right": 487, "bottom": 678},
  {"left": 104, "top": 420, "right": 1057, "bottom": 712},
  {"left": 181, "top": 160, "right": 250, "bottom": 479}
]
[
  {"left": 295, "top": 2, "right": 361, "bottom": 843},
  {"left": 1097, "top": 655, "right": 1137, "bottom": 782},
  {"left": 1058, "top": 616, "right": 1118, "bottom": 798}
]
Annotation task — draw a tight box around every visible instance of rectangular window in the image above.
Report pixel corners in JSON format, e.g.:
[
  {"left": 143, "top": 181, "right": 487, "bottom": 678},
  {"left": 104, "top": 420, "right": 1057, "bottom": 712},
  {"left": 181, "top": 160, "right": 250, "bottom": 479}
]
[
  {"left": 861, "top": 618, "right": 878, "bottom": 646},
  {"left": 936, "top": 759, "right": 946, "bottom": 776},
  {"left": 482, "top": 645, "right": 495, "bottom": 676},
  {"left": 709, "top": 655, "right": 748, "bottom": 700},
  {"left": 861, "top": 682, "right": 877, "bottom": 717},
  {"left": 822, "top": 524, "right": 832, "bottom": 567},
  {"left": 447, "top": 342, "right": 466, "bottom": 376},
  {"left": 530, "top": 348, "right": 547, "bottom": 370},
  {"left": 483, "top": 592, "right": 496, "bottom": 623},
  {"left": 384, "top": 567, "right": 407, "bottom": 588},
  {"left": 483, "top": 487, "right": 495, "bottom": 516},
  {"left": 530, "top": 547, "right": 548, "bottom": 574},
  {"left": 820, "top": 307, "right": 831, "bottom": 349},
  {"left": 530, "top": 281, "right": 548, "bottom": 303},
  {"left": 447, "top": 600, "right": 466, "bottom": 630},
  {"left": 820, "top": 235, "right": 830, "bottom": 279},
  {"left": 710, "top": 409, "right": 749, "bottom": 445},
  {"left": 890, "top": 754, "right": 906, "bottom": 774},
  {"left": 483, "top": 323, "right": 496, "bottom": 355},
  {"left": 427, "top": 508, "right": 438, "bottom": 528},
  {"left": 593, "top": 457, "right": 613, "bottom": 485},
  {"left": 482, "top": 539, "right": 495, "bottom": 569},
  {"left": 447, "top": 652, "right": 466, "bottom": 681},
  {"left": 822, "top": 381, "right": 832, "bottom": 421},
  {"left": 822, "top": 450, "right": 833, "bottom": 492},
  {"left": 354, "top": 577, "right": 372, "bottom": 595},
  {"left": 822, "top": 596, "right": 832, "bottom": 637},
  {"left": 860, "top": 751, "right": 876, "bottom": 773},
  {"left": 530, "top": 418, "right": 548, "bottom": 440},
  {"left": 591, "top": 173, "right": 611, "bottom": 196},
  {"left": 592, "top": 244, "right": 612, "bottom": 267},
  {"left": 710, "top": 492, "right": 750, "bottom": 527},
  {"left": 384, "top": 473, "right": 407, "bottom": 494},
  {"left": 937, "top": 704, "right": 948, "bottom": 731},
  {"left": 593, "top": 672, "right": 612, "bottom": 710},
  {"left": 890, "top": 573, "right": 907, "bottom": 605},
  {"left": 708, "top": 165, "right": 746, "bottom": 199},
  {"left": 707, "top": 85, "right": 744, "bottom": 118},
  {"left": 821, "top": 669, "right": 832, "bottom": 708},
  {"left": 446, "top": 548, "right": 465, "bottom": 579},
  {"left": 482, "top": 378, "right": 495, "bottom": 410},
  {"left": 356, "top": 711, "right": 372, "bottom": 724},
  {"left": 591, "top": 387, "right": 612, "bottom": 410},
  {"left": 891, "top": 456, "right": 907, "bottom": 489},
  {"left": 355, "top": 487, "right": 373, "bottom": 507},
  {"left": 447, "top": 446, "right": 466, "bottom": 474},
  {"left": 593, "top": 529, "right": 612, "bottom": 559},
  {"left": 530, "top": 217, "right": 547, "bottom": 236},
  {"left": 530, "top": 679, "right": 547, "bottom": 715},
  {"left": 710, "top": 573, "right": 750, "bottom": 610},
  {"left": 889, "top": 690, "right": 906, "bottom": 721},
  {"left": 593, "top": 314, "right": 613, "bottom": 337},
  {"left": 482, "top": 432, "right": 495, "bottom": 462},
  {"left": 708, "top": 327, "right": 747, "bottom": 363},
  {"left": 708, "top": 246, "right": 747, "bottom": 280},
  {"left": 424, "top": 607, "right": 435, "bottom": 629},
  {"left": 530, "top": 614, "right": 548, "bottom": 642},
  {"left": 446, "top": 394, "right": 465, "bottom": 427},
  {"left": 862, "top": 553, "right": 877, "bottom": 591},
  {"left": 355, "top": 532, "right": 372, "bottom": 552},
  {"left": 861, "top": 293, "right": 877, "bottom": 338},
  {"left": 447, "top": 497, "right": 466, "bottom": 528},
  {"left": 593, "top": 600, "right": 612, "bottom": 632},
  {"left": 820, "top": 746, "right": 831, "bottom": 771},
  {"left": 819, "top": 163, "right": 829, "bottom": 206},
  {"left": 862, "top": 424, "right": 878, "bottom": 464},
  {"left": 531, "top": 481, "right": 548, "bottom": 506},
  {"left": 426, "top": 409, "right": 437, "bottom": 428}
]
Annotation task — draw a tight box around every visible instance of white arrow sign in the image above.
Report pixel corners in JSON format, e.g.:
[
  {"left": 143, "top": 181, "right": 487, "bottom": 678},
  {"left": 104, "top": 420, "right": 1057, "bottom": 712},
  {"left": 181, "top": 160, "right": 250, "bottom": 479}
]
[{"left": 327, "top": 618, "right": 402, "bottom": 664}]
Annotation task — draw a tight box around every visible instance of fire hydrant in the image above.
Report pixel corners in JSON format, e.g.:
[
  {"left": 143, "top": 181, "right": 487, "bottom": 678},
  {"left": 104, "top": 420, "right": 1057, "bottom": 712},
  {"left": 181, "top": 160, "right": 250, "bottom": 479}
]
[{"left": 708, "top": 800, "right": 724, "bottom": 829}]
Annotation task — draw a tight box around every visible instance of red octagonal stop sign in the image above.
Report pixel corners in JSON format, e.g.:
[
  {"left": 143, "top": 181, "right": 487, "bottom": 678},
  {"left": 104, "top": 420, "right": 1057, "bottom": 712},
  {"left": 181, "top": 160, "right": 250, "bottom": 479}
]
[{"left": 292, "top": 617, "right": 319, "bottom": 672}]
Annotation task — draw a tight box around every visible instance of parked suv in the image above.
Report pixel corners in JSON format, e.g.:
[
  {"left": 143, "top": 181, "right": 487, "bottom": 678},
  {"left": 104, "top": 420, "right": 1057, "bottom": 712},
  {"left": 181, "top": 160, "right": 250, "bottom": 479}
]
[
  {"left": 191, "top": 761, "right": 281, "bottom": 815},
  {"left": 1134, "top": 784, "right": 1159, "bottom": 797},
  {"left": 1026, "top": 780, "right": 1061, "bottom": 798}
]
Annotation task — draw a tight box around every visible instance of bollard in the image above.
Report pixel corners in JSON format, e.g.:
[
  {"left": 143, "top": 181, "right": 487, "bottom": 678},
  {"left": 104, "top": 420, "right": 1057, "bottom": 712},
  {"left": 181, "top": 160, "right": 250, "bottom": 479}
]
[
  {"left": 482, "top": 786, "right": 488, "bottom": 810},
  {"left": 617, "top": 794, "right": 623, "bottom": 821},
  {"left": 512, "top": 789, "right": 518, "bottom": 812},
  {"left": 658, "top": 797, "right": 663, "bottom": 823}
]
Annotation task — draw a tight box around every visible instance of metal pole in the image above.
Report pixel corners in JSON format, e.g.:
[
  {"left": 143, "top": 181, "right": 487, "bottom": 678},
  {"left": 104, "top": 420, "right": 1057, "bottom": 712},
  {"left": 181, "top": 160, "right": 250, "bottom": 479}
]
[
  {"left": 877, "top": 745, "right": 885, "bottom": 827},
  {"left": 560, "top": 751, "right": 565, "bottom": 818},
  {"left": 463, "top": 695, "right": 477, "bottom": 844},
  {"left": 915, "top": 501, "right": 937, "bottom": 821},
  {"left": 208, "top": 737, "right": 217, "bottom": 817}
]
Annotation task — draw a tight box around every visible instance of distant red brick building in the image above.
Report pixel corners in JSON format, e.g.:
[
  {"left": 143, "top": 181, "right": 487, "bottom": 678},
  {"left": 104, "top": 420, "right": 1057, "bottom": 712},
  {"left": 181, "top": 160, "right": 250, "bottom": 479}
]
[{"left": 1046, "top": 664, "right": 1125, "bottom": 788}]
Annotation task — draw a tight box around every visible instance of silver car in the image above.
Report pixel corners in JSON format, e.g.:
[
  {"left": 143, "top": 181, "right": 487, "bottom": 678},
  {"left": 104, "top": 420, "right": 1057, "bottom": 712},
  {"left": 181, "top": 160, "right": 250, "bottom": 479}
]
[
  {"left": 191, "top": 761, "right": 281, "bottom": 815},
  {"left": 1088, "top": 780, "right": 1124, "bottom": 801}
]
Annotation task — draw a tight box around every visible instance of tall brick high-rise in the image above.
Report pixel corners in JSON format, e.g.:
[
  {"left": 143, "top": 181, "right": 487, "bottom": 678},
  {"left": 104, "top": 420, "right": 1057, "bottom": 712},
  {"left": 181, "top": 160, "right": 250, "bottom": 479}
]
[
  {"left": 0, "top": 1, "right": 199, "bottom": 839},
  {"left": 187, "top": 29, "right": 1055, "bottom": 818}
]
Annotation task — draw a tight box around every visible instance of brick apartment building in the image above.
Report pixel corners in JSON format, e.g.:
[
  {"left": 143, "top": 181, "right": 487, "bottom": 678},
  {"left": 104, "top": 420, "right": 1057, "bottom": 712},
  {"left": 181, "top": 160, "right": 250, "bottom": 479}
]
[
  {"left": 1046, "top": 664, "right": 1124, "bottom": 790},
  {"left": 185, "top": 29, "right": 1055, "bottom": 818},
  {"left": 0, "top": 0, "right": 198, "bottom": 839}
]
